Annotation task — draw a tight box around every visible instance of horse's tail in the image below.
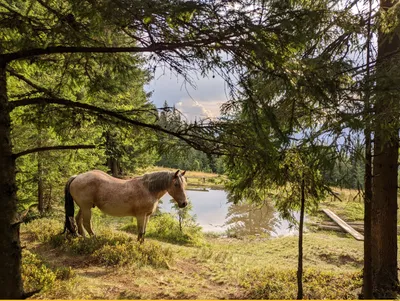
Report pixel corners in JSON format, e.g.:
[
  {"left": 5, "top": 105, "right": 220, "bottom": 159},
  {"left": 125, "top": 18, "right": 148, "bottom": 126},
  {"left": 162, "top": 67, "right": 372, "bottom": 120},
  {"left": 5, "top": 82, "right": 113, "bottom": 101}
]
[{"left": 63, "top": 176, "right": 78, "bottom": 236}]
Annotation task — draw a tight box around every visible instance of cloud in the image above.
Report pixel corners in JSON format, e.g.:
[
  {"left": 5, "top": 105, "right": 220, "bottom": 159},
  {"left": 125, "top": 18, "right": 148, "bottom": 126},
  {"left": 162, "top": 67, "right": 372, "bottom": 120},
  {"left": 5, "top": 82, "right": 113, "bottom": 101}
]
[
  {"left": 146, "top": 68, "right": 229, "bottom": 121},
  {"left": 175, "top": 99, "right": 224, "bottom": 122}
]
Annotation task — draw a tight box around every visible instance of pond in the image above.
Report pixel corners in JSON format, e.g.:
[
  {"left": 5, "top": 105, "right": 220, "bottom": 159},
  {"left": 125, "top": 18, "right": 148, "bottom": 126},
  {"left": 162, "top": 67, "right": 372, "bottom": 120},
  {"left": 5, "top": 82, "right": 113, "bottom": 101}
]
[{"left": 159, "top": 188, "right": 303, "bottom": 237}]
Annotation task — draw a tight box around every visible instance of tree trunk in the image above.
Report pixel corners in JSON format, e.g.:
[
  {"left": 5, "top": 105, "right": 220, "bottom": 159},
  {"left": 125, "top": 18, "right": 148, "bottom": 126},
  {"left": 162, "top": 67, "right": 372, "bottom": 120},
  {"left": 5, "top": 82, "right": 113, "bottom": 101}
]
[
  {"left": 297, "top": 178, "right": 305, "bottom": 300},
  {"left": 371, "top": 0, "right": 400, "bottom": 296},
  {"left": 108, "top": 157, "right": 120, "bottom": 177},
  {"left": 37, "top": 149, "right": 44, "bottom": 214},
  {"left": 363, "top": 118, "right": 373, "bottom": 299},
  {"left": 363, "top": 1, "right": 373, "bottom": 297},
  {"left": 0, "top": 60, "right": 24, "bottom": 298}
]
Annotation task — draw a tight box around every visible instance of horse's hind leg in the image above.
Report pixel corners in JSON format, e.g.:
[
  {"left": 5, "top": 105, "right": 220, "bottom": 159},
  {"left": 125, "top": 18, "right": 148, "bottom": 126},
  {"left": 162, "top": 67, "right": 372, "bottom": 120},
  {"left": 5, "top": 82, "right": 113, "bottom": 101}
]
[
  {"left": 75, "top": 209, "right": 84, "bottom": 236},
  {"left": 82, "top": 208, "right": 95, "bottom": 236}
]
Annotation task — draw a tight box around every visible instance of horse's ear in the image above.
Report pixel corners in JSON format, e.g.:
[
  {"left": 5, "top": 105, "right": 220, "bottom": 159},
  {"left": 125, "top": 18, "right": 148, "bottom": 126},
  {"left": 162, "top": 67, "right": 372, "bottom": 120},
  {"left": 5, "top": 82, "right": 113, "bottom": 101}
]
[
  {"left": 174, "top": 170, "right": 180, "bottom": 179},
  {"left": 181, "top": 170, "right": 186, "bottom": 176}
]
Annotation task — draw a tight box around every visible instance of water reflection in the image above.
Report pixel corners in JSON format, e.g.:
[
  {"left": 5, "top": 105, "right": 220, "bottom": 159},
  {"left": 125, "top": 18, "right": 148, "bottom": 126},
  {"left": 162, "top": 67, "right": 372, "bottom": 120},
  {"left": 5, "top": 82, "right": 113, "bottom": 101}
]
[
  {"left": 159, "top": 189, "right": 300, "bottom": 237},
  {"left": 224, "top": 201, "right": 279, "bottom": 236}
]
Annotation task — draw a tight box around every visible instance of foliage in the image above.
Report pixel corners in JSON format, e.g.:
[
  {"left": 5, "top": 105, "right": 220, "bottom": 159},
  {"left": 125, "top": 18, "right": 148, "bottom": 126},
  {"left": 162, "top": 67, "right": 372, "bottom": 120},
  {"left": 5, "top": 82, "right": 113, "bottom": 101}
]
[
  {"left": 170, "top": 198, "right": 197, "bottom": 232},
  {"left": 10, "top": 55, "right": 156, "bottom": 213},
  {"left": 274, "top": 149, "right": 329, "bottom": 224},
  {"left": 93, "top": 242, "right": 173, "bottom": 268},
  {"left": 21, "top": 250, "right": 57, "bottom": 293},
  {"left": 24, "top": 218, "right": 64, "bottom": 243},
  {"left": 122, "top": 212, "right": 204, "bottom": 246},
  {"left": 240, "top": 268, "right": 362, "bottom": 300},
  {"left": 24, "top": 218, "right": 174, "bottom": 268},
  {"left": 157, "top": 101, "right": 224, "bottom": 173}
]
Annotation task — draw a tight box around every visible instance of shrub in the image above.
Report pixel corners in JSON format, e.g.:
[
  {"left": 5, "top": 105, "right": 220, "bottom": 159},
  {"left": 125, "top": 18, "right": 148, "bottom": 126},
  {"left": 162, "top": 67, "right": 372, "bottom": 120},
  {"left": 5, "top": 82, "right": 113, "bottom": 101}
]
[
  {"left": 21, "top": 250, "right": 56, "bottom": 293},
  {"left": 240, "top": 267, "right": 362, "bottom": 299},
  {"left": 23, "top": 218, "right": 63, "bottom": 243},
  {"left": 122, "top": 213, "right": 204, "bottom": 246},
  {"left": 93, "top": 241, "right": 173, "bottom": 268},
  {"left": 54, "top": 266, "right": 75, "bottom": 280},
  {"left": 25, "top": 220, "right": 174, "bottom": 269}
]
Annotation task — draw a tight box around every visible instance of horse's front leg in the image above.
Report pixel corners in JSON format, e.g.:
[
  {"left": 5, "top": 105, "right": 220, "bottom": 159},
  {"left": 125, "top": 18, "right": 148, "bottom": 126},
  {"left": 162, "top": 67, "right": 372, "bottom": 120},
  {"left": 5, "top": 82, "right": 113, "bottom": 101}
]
[{"left": 136, "top": 214, "right": 148, "bottom": 244}]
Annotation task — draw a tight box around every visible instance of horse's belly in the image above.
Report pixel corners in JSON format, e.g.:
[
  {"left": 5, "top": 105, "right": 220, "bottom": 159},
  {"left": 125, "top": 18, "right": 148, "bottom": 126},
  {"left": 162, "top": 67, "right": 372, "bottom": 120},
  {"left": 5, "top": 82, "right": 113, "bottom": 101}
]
[{"left": 97, "top": 203, "right": 134, "bottom": 217}]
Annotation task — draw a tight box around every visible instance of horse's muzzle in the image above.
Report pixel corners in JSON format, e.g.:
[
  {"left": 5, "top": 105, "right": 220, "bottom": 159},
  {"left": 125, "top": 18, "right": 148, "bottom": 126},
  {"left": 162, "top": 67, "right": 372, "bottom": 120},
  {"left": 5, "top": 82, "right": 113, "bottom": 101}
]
[{"left": 179, "top": 201, "right": 188, "bottom": 208}]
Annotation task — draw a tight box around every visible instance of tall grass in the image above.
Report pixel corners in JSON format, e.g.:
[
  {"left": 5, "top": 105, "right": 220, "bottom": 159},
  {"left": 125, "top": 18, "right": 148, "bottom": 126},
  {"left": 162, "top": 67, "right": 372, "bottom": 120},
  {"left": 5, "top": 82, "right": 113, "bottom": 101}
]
[
  {"left": 121, "top": 212, "right": 204, "bottom": 246},
  {"left": 23, "top": 218, "right": 174, "bottom": 268},
  {"left": 240, "top": 267, "right": 362, "bottom": 299}
]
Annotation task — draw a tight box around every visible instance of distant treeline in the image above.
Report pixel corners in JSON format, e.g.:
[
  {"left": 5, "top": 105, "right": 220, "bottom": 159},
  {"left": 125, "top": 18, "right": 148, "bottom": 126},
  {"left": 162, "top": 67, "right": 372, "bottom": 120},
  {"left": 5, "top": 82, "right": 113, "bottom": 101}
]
[{"left": 157, "top": 148, "right": 225, "bottom": 174}]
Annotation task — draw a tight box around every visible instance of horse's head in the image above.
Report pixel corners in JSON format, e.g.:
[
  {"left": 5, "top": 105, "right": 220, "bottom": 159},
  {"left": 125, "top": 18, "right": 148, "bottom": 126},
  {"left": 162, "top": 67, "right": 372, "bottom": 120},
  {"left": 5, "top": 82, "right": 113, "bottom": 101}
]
[{"left": 167, "top": 170, "right": 188, "bottom": 208}]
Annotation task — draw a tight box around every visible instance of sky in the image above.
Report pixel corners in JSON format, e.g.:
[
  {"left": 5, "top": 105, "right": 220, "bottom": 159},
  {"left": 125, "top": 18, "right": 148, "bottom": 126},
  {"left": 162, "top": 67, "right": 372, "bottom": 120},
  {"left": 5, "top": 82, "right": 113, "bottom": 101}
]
[{"left": 145, "top": 68, "right": 230, "bottom": 122}]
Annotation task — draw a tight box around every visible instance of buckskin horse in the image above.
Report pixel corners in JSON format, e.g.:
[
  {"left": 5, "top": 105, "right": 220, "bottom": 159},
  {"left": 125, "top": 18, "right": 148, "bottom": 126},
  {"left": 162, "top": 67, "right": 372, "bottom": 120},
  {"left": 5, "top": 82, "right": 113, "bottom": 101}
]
[{"left": 63, "top": 169, "right": 187, "bottom": 243}]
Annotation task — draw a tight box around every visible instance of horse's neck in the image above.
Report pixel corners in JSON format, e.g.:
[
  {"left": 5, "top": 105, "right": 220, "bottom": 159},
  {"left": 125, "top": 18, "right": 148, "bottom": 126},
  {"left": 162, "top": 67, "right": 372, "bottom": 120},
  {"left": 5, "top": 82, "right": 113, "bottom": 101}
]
[
  {"left": 154, "top": 189, "right": 168, "bottom": 200},
  {"left": 137, "top": 172, "right": 171, "bottom": 200}
]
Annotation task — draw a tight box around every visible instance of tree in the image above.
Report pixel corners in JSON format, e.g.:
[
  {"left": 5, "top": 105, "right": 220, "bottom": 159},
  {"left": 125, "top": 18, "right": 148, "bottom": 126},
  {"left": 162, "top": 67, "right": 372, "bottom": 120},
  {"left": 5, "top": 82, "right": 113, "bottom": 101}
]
[
  {"left": 370, "top": 0, "right": 400, "bottom": 296},
  {"left": 2, "top": 0, "right": 325, "bottom": 297}
]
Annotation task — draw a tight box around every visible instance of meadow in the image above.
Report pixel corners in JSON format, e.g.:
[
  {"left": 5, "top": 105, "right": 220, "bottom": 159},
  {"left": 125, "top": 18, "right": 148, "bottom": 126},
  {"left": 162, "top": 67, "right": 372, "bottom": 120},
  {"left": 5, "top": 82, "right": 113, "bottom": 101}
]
[{"left": 20, "top": 181, "right": 375, "bottom": 300}]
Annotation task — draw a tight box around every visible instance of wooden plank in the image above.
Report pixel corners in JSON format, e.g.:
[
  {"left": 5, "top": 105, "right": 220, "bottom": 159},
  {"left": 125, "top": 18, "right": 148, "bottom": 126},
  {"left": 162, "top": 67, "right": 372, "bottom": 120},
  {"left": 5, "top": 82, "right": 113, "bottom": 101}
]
[{"left": 322, "top": 209, "right": 364, "bottom": 241}]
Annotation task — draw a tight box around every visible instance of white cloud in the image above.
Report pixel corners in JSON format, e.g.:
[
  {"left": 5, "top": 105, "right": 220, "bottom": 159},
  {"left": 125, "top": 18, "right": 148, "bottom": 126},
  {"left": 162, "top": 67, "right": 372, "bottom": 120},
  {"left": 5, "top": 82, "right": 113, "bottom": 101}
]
[
  {"left": 175, "top": 98, "right": 224, "bottom": 122},
  {"left": 146, "top": 68, "right": 229, "bottom": 121}
]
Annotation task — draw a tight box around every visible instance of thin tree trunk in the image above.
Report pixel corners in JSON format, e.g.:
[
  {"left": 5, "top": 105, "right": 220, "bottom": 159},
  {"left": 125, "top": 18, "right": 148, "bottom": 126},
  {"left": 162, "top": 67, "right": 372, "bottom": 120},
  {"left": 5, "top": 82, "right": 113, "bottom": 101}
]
[
  {"left": 297, "top": 178, "right": 305, "bottom": 300},
  {"left": 38, "top": 158, "right": 44, "bottom": 214},
  {"left": 371, "top": 0, "right": 400, "bottom": 296},
  {"left": 363, "top": 105, "right": 373, "bottom": 299},
  {"left": 0, "top": 60, "right": 24, "bottom": 298},
  {"left": 363, "top": 0, "right": 373, "bottom": 297},
  {"left": 37, "top": 135, "right": 44, "bottom": 214}
]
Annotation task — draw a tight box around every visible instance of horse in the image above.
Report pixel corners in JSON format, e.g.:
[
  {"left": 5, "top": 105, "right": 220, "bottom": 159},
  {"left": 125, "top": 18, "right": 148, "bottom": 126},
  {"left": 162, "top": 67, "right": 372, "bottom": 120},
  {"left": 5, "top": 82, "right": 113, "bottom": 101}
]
[{"left": 63, "top": 169, "right": 187, "bottom": 243}]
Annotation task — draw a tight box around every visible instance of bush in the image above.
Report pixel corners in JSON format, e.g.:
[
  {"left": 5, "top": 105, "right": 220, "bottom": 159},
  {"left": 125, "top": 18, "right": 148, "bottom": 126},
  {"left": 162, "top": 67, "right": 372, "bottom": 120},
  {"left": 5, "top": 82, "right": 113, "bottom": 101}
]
[
  {"left": 122, "top": 213, "right": 204, "bottom": 246},
  {"left": 25, "top": 220, "right": 174, "bottom": 269},
  {"left": 93, "top": 241, "right": 173, "bottom": 268},
  {"left": 21, "top": 250, "right": 57, "bottom": 293},
  {"left": 23, "top": 218, "right": 63, "bottom": 243},
  {"left": 62, "top": 229, "right": 133, "bottom": 255},
  {"left": 240, "top": 268, "right": 362, "bottom": 299},
  {"left": 54, "top": 266, "right": 75, "bottom": 280}
]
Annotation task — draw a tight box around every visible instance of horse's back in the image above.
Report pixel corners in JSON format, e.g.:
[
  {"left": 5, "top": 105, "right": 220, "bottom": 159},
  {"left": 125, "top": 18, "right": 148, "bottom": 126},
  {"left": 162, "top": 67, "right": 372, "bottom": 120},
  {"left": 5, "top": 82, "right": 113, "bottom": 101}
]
[
  {"left": 69, "top": 170, "right": 154, "bottom": 216},
  {"left": 70, "top": 170, "right": 124, "bottom": 202}
]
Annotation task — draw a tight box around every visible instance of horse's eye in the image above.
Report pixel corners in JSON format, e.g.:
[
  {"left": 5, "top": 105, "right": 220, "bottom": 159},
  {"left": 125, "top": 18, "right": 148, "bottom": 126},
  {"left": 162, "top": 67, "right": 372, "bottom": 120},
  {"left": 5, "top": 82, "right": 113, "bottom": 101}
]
[{"left": 174, "top": 183, "right": 179, "bottom": 187}]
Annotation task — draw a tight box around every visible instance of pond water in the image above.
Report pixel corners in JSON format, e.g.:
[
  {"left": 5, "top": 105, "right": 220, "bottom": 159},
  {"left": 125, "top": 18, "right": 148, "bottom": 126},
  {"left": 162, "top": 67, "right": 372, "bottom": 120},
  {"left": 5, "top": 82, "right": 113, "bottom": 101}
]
[{"left": 159, "top": 188, "right": 302, "bottom": 237}]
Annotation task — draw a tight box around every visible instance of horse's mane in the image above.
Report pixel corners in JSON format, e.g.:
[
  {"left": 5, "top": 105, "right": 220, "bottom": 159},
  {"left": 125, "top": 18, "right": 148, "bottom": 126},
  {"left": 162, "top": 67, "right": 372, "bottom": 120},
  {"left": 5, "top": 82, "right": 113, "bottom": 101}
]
[{"left": 139, "top": 171, "right": 186, "bottom": 193}]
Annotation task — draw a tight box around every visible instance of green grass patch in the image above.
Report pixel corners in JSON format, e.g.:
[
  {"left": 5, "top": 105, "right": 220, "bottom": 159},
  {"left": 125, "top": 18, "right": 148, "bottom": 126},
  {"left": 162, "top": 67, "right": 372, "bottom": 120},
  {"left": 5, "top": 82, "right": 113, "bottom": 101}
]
[
  {"left": 240, "top": 267, "right": 362, "bottom": 299},
  {"left": 122, "top": 213, "right": 204, "bottom": 246},
  {"left": 23, "top": 218, "right": 174, "bottom": 268},
  {"left": 93, "top": 242, "right": 173, "bottom": 268}
]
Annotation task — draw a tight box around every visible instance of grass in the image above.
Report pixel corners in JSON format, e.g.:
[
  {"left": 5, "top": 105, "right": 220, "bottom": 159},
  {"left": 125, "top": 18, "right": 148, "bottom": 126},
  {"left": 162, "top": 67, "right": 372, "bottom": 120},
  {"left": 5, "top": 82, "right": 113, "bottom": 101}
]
[
  {"left": 318, "top": 187, "right": 364, "bottom": 222},
  {"left": 240, "top": 268, "right": 362, "bottom": 299},
  {"left": 21, "top": 211, "right": 367, "bottom": 299},
  {"left": 121, "top": 212, "right": 205, "bottom": 246},
  {"left": 21, "top": 179, "right": 381, "bottom": 299},
  {"left": 23, "top": 219, "right": 174, "bottom": 269}
]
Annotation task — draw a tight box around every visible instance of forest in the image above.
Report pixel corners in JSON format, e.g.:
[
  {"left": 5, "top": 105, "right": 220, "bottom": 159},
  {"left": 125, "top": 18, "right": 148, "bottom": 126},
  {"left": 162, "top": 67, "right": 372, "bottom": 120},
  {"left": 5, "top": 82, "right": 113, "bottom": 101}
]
[{"left": 0, "top": 0, "right": 399, "bottom": 299}]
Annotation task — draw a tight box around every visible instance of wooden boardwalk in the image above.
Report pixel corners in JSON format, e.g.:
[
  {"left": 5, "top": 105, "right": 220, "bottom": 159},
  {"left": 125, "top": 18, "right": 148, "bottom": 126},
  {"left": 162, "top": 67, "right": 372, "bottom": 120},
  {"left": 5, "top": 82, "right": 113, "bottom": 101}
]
[{"left": 322, "top": 209, "right": 364, "bottom": 241}]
